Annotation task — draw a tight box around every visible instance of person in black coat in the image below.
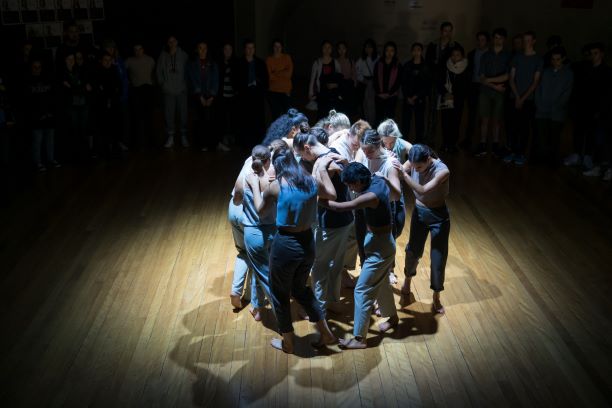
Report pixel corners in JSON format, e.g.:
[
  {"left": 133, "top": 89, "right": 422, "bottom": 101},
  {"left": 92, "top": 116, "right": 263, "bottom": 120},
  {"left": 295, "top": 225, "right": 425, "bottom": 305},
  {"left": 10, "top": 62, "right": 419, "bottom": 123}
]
[
  {"left": 438, "top": 46, "right": 469, "bottom": 152},
  {"left": 401, "top": 43, "right": 430, "bottom": 143},
  {"left": 218, "top": 42, "right": 240, "bottom": 147},
  {"left": 237, "top": 39, "right": 269, "bottom": 148},
  {"left": 92, "top": 53, "right": 122, "bottom": 158}
]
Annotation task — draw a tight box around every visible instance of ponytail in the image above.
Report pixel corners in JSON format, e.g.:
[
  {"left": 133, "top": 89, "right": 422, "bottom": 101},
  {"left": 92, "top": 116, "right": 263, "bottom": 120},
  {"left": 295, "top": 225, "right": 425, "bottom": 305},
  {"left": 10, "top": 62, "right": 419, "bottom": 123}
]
[{"left": 251, "top": 144, "right": 271, "bottom": 173}]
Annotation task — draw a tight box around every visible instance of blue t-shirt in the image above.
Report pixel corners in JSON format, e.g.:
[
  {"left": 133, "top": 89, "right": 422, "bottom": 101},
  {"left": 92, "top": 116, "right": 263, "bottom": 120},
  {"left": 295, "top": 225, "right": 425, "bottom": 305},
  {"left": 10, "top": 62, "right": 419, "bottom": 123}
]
[
  {"left": 363, "top": 175, "right": 392, "bottom": 227},
  {"left": 317, "top": 148, "right": 354, "bottom": 229},
  {"left": 511, "top": 53, "right": 543, "bottom": 100},
  {"left": 479, "top": 48, "right": 511, "bottom": 96},
  {"left": 276, "top": 179, "right": 318, "bottom": 229}
]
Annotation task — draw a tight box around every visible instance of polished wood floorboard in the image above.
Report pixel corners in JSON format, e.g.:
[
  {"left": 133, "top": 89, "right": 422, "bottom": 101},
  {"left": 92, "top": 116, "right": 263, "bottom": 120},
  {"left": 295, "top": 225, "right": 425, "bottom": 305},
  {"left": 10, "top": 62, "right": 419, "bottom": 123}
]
[{"left": 0, "top": 149, "right": 611, "bottom": 407}]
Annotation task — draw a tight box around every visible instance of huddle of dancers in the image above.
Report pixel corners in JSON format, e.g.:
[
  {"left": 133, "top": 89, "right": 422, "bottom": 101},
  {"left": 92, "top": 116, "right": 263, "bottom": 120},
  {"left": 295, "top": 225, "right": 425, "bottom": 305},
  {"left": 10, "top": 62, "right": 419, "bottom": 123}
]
[{"left": 228, "top": 109, "right": 450, "bottom": 352}]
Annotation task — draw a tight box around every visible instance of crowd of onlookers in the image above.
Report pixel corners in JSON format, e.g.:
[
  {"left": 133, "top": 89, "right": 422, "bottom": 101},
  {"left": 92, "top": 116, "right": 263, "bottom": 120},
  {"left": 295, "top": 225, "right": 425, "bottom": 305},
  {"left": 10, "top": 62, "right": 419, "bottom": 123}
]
[{"left": 0, "top": 19, "right": 610, "bottom": 181}]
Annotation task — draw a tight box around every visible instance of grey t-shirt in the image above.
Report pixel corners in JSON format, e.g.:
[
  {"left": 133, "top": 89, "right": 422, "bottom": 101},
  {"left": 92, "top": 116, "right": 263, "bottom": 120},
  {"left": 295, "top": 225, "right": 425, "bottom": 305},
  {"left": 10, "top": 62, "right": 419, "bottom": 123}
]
[
  {"left": 511, "top": 53, "right": 543, "bottom": 100},
  {"left": 479, "top": 48, "right": 511, "bottom": 97}
]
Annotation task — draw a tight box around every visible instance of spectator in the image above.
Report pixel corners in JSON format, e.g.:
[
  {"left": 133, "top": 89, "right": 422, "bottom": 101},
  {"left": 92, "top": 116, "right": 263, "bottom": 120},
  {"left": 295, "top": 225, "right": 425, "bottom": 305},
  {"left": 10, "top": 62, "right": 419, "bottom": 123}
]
[
  {"left": 308, "top": 41, "right": 342, "bottom": 120},
  {"left": 505, "top": 31, "right": 543, "bottom": 166},
  {"left": 187, "top": 41, "right": 221, "bottom": 152},
  {"left": 543, "top": 35, "right": 563, "bottom": 69},
  {"left": 336, "top": 41, "right": 357, "bottom": 117},
  {"left": 126, "top": 43, "right": 155, "bottom": 150},
  {"left": 401, "top": 42, "right": 429, "bottom": 143},
  {"left": 580, "top": 43, "right": 612, "bottom": 180},
  {"left": 465, "top": 31, "right": 490, "bottom": 149},
  {"left": 55, "top": 20, "right": 96, "bottom": 74},
  {"left": 373, "top": 41, "right": 402, "bottom": 124},
  {"left": 534, "top": 46, "right": 573, "bottom": 166},
  {"left": 60, "top": 53, "right": 91, "bottom": 161},
  {"left": 266, "top": 39, "right": 293, "bottom": 120},
  {"left": 218, "top": 42, "right": 239, "bottom": 147},
  {"left": 237, "top": 39, "right": 269, "bottom": 148},
  {"left": 92, "top": 53, "right": 122, "bottom": 159},
  {"left": 565, "top": 43, "right": 592, "bottom": 167},
  {"left": 355, "top": 39, "right": 378, "bottom": 123},
  {"left": 102, "top": 39, "right": 129, "bottom": 151},
  {"left": 425, "top": 22, "right": 461, "bottom": 140},
  {"left": 476, "top": 28, "right": 511, "bottom": 158},
  {"left": 438, "top": 46, "right": 469, "bottom": 153},
  {"left": 24, "top": 60, "right": 59, "bottom": 171},
  {"left": 156, "top": 35, "right": 190, "bottom": 148}
]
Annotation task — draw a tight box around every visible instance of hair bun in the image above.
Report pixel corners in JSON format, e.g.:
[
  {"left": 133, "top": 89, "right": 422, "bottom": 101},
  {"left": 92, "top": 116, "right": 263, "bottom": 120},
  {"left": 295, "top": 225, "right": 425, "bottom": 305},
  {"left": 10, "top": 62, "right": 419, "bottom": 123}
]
[
  {"left": 299, "top": 122, "right": 310, "bottom": 133},
  {"left": 287, "top": 108, "right": 298, "bottom": 117},
  {"left": 328, "top": 109, "right": 337, "bottom": 117}
]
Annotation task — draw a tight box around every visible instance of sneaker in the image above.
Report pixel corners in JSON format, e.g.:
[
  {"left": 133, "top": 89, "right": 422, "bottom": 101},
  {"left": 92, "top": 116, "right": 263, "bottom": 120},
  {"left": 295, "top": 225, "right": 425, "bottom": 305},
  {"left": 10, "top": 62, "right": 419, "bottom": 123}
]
[
  {"left": 49, "top": 160, "right": 61, "bottom": 168},
  {"left": 603, "top": 168, "right": 612, "bottom": 182},
  {"left": 583, "top": 155, "right": 594, "bottom": 170},
  {"left": 201, "top": 146, "right": 209, "bottom": 152},
  {"left": 36, "top": 164, "right": 47, "bottom": 172},
  {"left": 119, "top": 142, "right": 129, "bottom": 152},
  {"left": 503, "top": 153, "right": 515, "bottom": 164},
  {"left": 583, "top": 166, "right": 601, "bottom": 177},
  {"left": 475, "top": 143, "right": 487, "bottom": 157},
  {"left": 217, "top": 142, "right": 230, "bottom": 152},
  {"left": 181, "top": 136, "right": 190, "bottom": 148},
  {"left": 491, "top": 143, "right": 502, "bottom": 158},
  {"left": 563, "top": 153, "right": 580, "bottom": 166},
  {"left": 164, "top": 136, "right": 174, "bottom": 148},
  {"left": 513, "top": 155, "right": 527, "bottom": 166}
]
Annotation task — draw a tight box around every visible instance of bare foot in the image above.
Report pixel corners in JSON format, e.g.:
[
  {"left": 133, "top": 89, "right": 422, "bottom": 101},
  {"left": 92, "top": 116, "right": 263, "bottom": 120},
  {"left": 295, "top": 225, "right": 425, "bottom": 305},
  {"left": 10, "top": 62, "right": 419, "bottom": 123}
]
[
  {"left": 388, "top": 272, "right": 398, "bottom": 285},
  {"left": 339, "top": 337, "right": 367, "bottom": 349},
  {"left": 250, "top": 308, "right": 262, "bottom": 321},
  {"left": 378, "top": 314, "right": 399, "bottom": 333},
  {"left": 230, "top": 293, "right": 242, "bottom": 309},
  {"left": 270, "top": 338, "right": 293, "bottom": 353}
]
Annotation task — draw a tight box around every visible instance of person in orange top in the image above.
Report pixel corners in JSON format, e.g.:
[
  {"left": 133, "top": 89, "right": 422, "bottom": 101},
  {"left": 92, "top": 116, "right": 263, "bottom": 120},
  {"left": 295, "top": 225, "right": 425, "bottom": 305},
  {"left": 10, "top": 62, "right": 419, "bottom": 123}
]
[{"left": 266, "top": 39, "right": 294, "bottom": 120}]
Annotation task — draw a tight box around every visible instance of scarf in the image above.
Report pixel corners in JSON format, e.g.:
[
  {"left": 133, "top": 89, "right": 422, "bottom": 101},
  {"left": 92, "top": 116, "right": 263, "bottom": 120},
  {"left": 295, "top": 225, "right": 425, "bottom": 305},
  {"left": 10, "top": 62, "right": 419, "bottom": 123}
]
[{"left": 446, "top": 58, "right": 468, "bottom": 74}]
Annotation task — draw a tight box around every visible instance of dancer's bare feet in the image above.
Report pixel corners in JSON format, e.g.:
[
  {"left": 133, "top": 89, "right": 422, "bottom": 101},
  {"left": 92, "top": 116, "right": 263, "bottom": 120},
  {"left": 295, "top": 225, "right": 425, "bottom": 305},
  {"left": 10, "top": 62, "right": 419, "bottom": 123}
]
[
  {"left": 378, "top": 314, "right": 399, "bottom": 333},
  {"left": 250, "top": 307, "right": 262, "bottom": 321},
  {"left": 432, "top": 292, "right": 445, "bottom": 314},
  {"left": 312, "top": 332, "right": 338, "bottom": 348},
  {"left": 388, "top": 271, "right": 398, "bottom": 285},
  {"left": 341, "top": 269, "right": 356, "bottom": 289},
  {"left": 339, "top": 337, "right": 367, "bottom": 349},
  {"left": 230, "top": 293, "right": 242, "bottom": 309}
]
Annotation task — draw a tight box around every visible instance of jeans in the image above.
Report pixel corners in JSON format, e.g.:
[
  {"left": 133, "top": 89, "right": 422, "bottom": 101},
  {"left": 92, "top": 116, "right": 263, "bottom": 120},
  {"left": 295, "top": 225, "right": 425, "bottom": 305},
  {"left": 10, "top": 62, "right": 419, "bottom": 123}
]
[
  {"left": 343, "top": 219, "right": 359, "bottom": 271},
  {"left": 228, "top": 200, "right": 251, "bottom": 297},
  {"left": 311, "top": 222, "right": 353, "bottom": 313},
  {"left": 402, "top": 99, "right": 426, "bottom": 143},
  {"left": 244, "top": 224, "right": 275, "bottom": 309},
  {"left": 269, "top": 229, "right": 323, "bottom": 333},
  {"left": 404, "top": 205, "right": 450, "bottom": 292},
  {"left": 163, "top": 92, "right": 188, "bottom": 137},
  {"left": 194, "top": 101, "right": 218, "bottom": 150},
  {"left": 32, "top": 127, "right": 55, "bottom": 165},
  {"left": 353, "top": 231, "right": 397, "bottom": 339}
]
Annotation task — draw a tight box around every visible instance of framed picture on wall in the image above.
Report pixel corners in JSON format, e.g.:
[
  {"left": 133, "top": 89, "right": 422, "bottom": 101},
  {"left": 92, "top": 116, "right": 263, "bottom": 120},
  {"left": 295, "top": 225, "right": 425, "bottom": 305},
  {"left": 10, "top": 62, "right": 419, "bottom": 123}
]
[
  {"left": 38, "top": 0, "right": 55, "bottom": 21},
  {"left": 21, "top": 0, "right": 39, "bottom": 23},
  {"left": 561, "top": 0, "right": 594, "bottom": 8},
  {"left": 1, "top": 0, "right": 22, "bottom": 24},
  {"left": 73, "top": 0, "right": 88, "bottom": 19},
  {"left": 57, "top": 0, "right": 73, "bottom": 21},
  {"left": 89, "top": 0, "right": 103, "bottom": 20}
]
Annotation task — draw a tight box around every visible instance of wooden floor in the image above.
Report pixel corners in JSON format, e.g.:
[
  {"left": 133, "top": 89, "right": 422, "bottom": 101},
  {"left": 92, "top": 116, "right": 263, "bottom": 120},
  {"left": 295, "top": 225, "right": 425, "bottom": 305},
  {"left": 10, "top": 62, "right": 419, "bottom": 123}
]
[{"left": 0, "top": 148, "right": 611, "bottom": 407}]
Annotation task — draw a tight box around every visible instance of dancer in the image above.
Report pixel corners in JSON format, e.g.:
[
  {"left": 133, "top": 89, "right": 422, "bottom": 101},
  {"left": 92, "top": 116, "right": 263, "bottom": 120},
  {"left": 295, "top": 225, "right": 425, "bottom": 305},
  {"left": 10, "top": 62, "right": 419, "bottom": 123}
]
[
  {"left": 320, "top": 162, "right": 399, "bottom": 349},
  {"left": 247, "top": 149, "right": 336, "bottom": 353},
  {"left": 293, "top": 130, "right": 354, "bottom": 315},
  {"left": 262, "top": 108, "right": 308, "bottom": 148},
  {"left": 394, "top": 144, "right": 450, "bottom": 314}
]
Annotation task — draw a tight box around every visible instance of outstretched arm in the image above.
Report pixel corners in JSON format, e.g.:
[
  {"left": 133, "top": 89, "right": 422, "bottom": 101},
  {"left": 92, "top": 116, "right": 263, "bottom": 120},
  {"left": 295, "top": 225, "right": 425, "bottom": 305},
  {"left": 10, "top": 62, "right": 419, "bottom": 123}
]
[{"left": 320, "top": 191, "right": 378, "bottom": 212}]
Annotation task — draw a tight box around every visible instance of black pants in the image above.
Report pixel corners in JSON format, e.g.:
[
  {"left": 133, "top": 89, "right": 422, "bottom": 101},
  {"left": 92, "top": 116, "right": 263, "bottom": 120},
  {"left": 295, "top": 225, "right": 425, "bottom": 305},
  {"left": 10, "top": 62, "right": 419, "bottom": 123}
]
[
  {"left": 269, "top": 229, "right": 323, "bottom": 333},
  {"left": 239, "top": 88, "right": 266, "bottom": 148},
  {"left": 129, "top": 85, "right": 155, "bottom": 150},
  {"left": 404, "top": 205, "right": 450, "bottom": 292},
  {"left": 507, "top": 99, "right": 535, "bottom": 155},
  {"left": 464, "top": 82, "right": 480, "bottom": 148},
  {"left": 402, "top": 99, "right": 426, "bottom": 143},
  {"left": 375, "top": 96, "right": 398, "bottom": 124},
  {"left": 95, "top": 103, "right": 121, "bottom": 159},
  {"left": 267, "top": 91, "right": 291, "bottom": 121},
  {"left": 194, "top": 101, "right": 219, "bottom": 150},
  {"left": 534, "top": 119, "right": 564, "bottom": 165},
  {"left": 440, "top": 100, "right": 465, "bottom": 150},
  {"left": 218, "top": 96, "right": 237, "bottom": 140}
]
